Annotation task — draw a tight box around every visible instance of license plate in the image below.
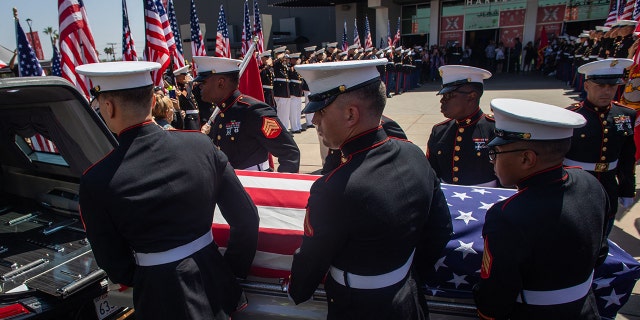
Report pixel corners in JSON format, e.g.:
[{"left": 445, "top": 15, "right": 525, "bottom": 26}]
[{"left": 94, "top": 293, "right": 118, "bottom": 320}]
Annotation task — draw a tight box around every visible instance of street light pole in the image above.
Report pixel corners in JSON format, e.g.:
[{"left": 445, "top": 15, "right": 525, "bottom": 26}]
[{"left": 25, "top": 18, "right": 36, "bottom": 50}]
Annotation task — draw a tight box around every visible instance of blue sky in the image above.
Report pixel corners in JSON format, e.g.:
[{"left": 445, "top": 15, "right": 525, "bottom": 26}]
[{"left": 1, "top": 0, "right": 145, "bottom": 60}]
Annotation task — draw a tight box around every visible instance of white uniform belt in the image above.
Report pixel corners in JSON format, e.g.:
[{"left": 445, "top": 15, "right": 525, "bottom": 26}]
[
  {"left": 185, "top": 110, "right": 199, "bottom": 115},
  {"left": 263, "top": 85, "right": 273, "bottom": 89},
  {"left": 475, "top": 180, "right": 498, "bottom": 188},
  {"left": 134, "top": 231, "right": 213, "bottom": 266},
  {"left": 330, "top": 250, "right": 414, "bottom": 289},
  {"left": 290, "top": 80, "right": 302, "bottom": 84},
  {"left": 243, "top": 160, "right": 270, "bottom": 171},
  {"left": 516, "top": 271, "right": 593, "bottom": 305},
  {"left": 274, "top": 78, "right": 289, "bottom": 82},
  {"left": 563, "top": 159, "right": 618, "bottom": 172}
]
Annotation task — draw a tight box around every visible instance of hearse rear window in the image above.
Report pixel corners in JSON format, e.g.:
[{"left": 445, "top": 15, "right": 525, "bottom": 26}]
[{"left": 14, "top": 133, "right": 69, "bottom": 167}]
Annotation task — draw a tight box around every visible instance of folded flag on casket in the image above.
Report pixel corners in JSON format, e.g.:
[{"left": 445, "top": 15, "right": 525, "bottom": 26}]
[{"left": 212, "top": 170, "right": 640, "bottom": 318}]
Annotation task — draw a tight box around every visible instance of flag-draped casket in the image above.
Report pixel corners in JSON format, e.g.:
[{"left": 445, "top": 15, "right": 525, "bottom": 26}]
[{"left": 212, "top": 170, "right": 640, "bottom": 318}]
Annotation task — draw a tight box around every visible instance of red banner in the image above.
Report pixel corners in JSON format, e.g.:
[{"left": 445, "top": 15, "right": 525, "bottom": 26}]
[
  {"left": 535, "top": 23, "right": 562, "bottom": 39},
  {"left": 441, "top": 15, "right": 463, "bottom": 32},
  {"left": 537, "top": 5, "right": 566, "bottom": 23},
  {"left": 26, "top": 32, "right": 44, "bottom": 60},
  {"left": 500, "top": 9, "right": 526, "bottom": 27},
  {"left": 440, "top": 32, "right": 463, "bottom": 47},
  {"left": 500, "top": 27, "right": 524, "bottom": 47}
]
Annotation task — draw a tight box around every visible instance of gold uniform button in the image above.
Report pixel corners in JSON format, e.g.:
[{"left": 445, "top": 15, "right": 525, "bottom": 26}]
[
  {"left": 454, "top": 146, "right": 461, "bottom": 151},
  {"left": 604, "top": 129, "right": 609, "bottom": 134},
  {"left": 437, "top": 150, "right": 442, "bottom": 155},
  {"left": 580, "top": 134, "right": 586, "bottom": 138},
  {"left": 221, "top": 103, "right": 226, "bottom": 108},
  {"left": 453, "top": 167, "right": 459, "bottom": 172},
  {"left": 602, "top": 121, "right": 607, "bottom": 125},
  {"left": 231, "top": 137, "right": 235, "bottom": 141},
  {"left": 217, "top": 135, "right": 221, "bottom": 140},
  {"left": 595, "top": 107, "right": 599, "bottom": 111},
  {"left": 604, "top": 138, "right": 609, "bottom": 142},
  {"left": 220, "top": 113, "right": 225, "bottom": 118},
  {"left": 600, "top": 114, "right": 605, "bottom": 118},
  {"left": 625, "top": 131, "right": 628, "bottom": 136},
  {"left": 602, "top": 147, "right": 607, "bottom": 151},
  {"left": 453, "top": 177, "right": 459, "bottom": 182},
  {"left": 601, "top": 156, "right": 606, "bottom": 161},
  {"left": 453, "top": 156, "right": 460, "bottom": 161},
  {"left": 477, "top": 152, "right": 481, "bottom": 157},
  {"left": 456, "top": 136, "right": 462, "bottom": 142},
  {"left": 218, "top": 124, "right": 223, "bottom": 129},
  {"left": 458, "top": 128, "right": 464, "bottom": 133}
]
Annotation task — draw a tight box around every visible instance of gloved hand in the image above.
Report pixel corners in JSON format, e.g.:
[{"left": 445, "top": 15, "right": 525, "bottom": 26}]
[{"left": 619, "top": 197, "right": 634, "bottom": 208}]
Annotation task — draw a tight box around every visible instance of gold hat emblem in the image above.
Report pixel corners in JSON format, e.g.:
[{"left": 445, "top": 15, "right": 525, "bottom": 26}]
[
  {"left": 523, "top": 133, "right": 532, "bottom": 139},
  {"left": 610, "top": 60, "right": 619, "bottom": 68},
  {"left": 338, "top": 85, "right": 346, "bottom": 92},
  {"left": 439, "top": 69, "right": 443, "bottom": 77},
  {"left": 467, "top": 78, "right": 472, "bottom": 82}
]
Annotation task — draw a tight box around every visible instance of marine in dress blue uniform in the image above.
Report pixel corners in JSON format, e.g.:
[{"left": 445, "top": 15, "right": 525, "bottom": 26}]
[
  {"left": 289, "top": 59, "right": 452, "bottom": 319},
  {"left": 194, "top": 56, "right": 300, "bottom": 173},
  {"left": 473, "top": 99, "right": 609, "bottom": 320},
  {"left": 77, "top": 62, "right": 260, "bottom": 320},
  {"left": 259, "top": 50, "right": 276, "bottom": 108},
  {"left": 565, "top": 58, "right": 636, "bottom": 234},
  {"left": 427, "top": 65, "right": 498, "bottom": 186}
]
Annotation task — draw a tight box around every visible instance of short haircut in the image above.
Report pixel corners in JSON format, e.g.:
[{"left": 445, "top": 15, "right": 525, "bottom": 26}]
[
  {"left": 101, "top": 85, "right": 154, "bottom": 115},
  {"left": 343, "top": 80, "right": 386, "bottom": 118},
  {"left": 515, "top": 138, "right": 572, "bottom": 162}
]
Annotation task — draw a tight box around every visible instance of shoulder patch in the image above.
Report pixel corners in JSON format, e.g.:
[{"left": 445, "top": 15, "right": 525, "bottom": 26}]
[
  {"left": 613, "top": 101, "right": 636, "bottom": 111},
  {"left": 567, "top": 103, "right": 581, "bottom": 111},
  {"left": 303, "top": 207, "right": 314, "bottom": 237},
  {"left": 261, "top": 117, "right": 282, "bottom": 138},
  {"left": 434, "top": 118, "right": 454, "bottom": 126},
  {"left": 483, "top": 114, "right": 495, "bottom": 122},
  {"left": 480, "top": 237, "right": 493, "bottom": 279}
]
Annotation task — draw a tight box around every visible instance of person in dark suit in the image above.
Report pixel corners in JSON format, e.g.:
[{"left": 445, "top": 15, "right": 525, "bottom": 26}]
[
  {"left": 77, "top": 61, "right": 259, "bottom": 320},
  {"left": 427, "top": 65, "right": 498, "bottom": 186},
  {"left": 196, "top": 56, "right": 300, "bottom": 173},
  {"left": 473, "top": 98, "right": 608, "bottom": 320},
  {"left": 289, "top": 59, "right": 452, "bottom": 319},
  {"left": 565, "top": 58, "right": 636, "bottom": 235}
]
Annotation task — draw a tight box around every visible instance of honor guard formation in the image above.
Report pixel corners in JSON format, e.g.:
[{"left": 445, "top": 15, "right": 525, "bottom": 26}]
[{"left": 51, "top": 17, "right": 640, "bottom": 320}]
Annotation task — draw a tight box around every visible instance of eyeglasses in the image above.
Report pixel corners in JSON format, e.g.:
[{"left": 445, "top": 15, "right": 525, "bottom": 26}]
[
  {"left": 442, "top": 90, "right": 474, "bottom": 101},
  {"left": 487, "top": 148, "right": 529, "bottom": 161}
]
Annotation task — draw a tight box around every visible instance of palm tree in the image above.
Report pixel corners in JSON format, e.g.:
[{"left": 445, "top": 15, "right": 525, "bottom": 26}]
[
  {"left": 43, "top": 26, "right": 57, "bottom": 49},
  {"left": 104, "top": 47, "right": 114, "bottom": 61}
]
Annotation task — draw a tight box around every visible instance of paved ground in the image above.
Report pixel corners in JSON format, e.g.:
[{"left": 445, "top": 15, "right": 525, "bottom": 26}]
[{"left": 288, "top": 70, "right": 640, "bottom": 319}]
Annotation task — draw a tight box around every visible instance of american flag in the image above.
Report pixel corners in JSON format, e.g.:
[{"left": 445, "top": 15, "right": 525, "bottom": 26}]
[
  {"left": 122, "top": 0, "right": 138, "bottom": 61},
  {"left": 364, "top": 16, "right": 373, "bottom": 51},
  {"left": 393, "top": 17, "right": 401, "bottom": 47},
  {"left": 166, "top": 0, "right": 186, "bottom": 68},
  {"left": 253, "top": 0, "right": 264, "bottom": 55},
  {"left": 51, "top": 45, "right": 62, "bottom": 77},
  {"left": 15, "top": 18, "right": 44, "bottom": 77},
  {"left": 153, "top": 0, "right": 178, "bottom": 70},
  {"left": 341, "top": 20, "right": 348, "bottom": 52},
  {"left": 212, "top": 171, "right": 640, "bottom": 318},
  {"left": 605, "top": 0, "right": 620, "bottom": 27},
  {"left": 634, "top": 0, "right": 640, "bottom": 20},
  {"left": 241, "top": 0, "right": 252, "bottom": 56},
  {"left": 190, "top": 0, "right": 207, "bottom": 58},
  {"left": 353, "top": 19, "right": 362, "bottom": 48},
  {"left": 387, "top": 19, "right": 392, "bottom": 48},
  {"left": 58, "top": 0, "right": 99, "bottom": 99},
  {"left": 620, "top": 0, "right": 635, "bottom": 19},
  {"left": 216, "top": 4, "right": 231, "bottom": 58},
  {"left": 144, "top": 0, "right": 170, "bottom": 86},
  {"left": 30, "top": 134, "right": 59, "bottom": 153}
]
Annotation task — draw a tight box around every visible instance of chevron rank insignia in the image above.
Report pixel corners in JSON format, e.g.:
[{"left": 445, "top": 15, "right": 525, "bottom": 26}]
[{"left": 261, "top": 117, "right": 282, "bottom": 139}]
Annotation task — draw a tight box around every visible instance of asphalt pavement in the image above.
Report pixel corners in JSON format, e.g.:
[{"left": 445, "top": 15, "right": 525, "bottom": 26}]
[{"left": 289, "top": 69, "right": 640, "bottom": 319}]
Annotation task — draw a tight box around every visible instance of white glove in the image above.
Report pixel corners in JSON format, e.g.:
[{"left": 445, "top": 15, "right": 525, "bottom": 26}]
[{"left": 619, "top": 197, "right": 634, "bottom": 208}]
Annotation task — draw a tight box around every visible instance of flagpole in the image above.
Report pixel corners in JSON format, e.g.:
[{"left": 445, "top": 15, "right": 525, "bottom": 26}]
[{"left": 239, "top": 36, "right": 258, "bottom": 78}]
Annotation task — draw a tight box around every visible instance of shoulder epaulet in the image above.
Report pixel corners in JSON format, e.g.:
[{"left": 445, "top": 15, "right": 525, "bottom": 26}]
[
  {"left": 612, "top": 101, "right": 636, "bottom": 111},
  {"left": 567, "top": 103, "right": 581, "bottom": 111},
  {"left": 434, "top": 118, "right": 454, "bottom": 126},
  {"left": 483, "top": 114, "right": 495, "bottom": 122}
]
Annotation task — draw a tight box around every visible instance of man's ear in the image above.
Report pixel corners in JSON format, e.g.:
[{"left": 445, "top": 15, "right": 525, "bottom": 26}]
[
  {"left": 102, "top": 97, "right": 116, "bottom": 119},
  {"left": 345, "top": 104, "right": 359, "bottom": 126},
  {"left": 521, "top": 149, "right": 538, "bottom": 169}
]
